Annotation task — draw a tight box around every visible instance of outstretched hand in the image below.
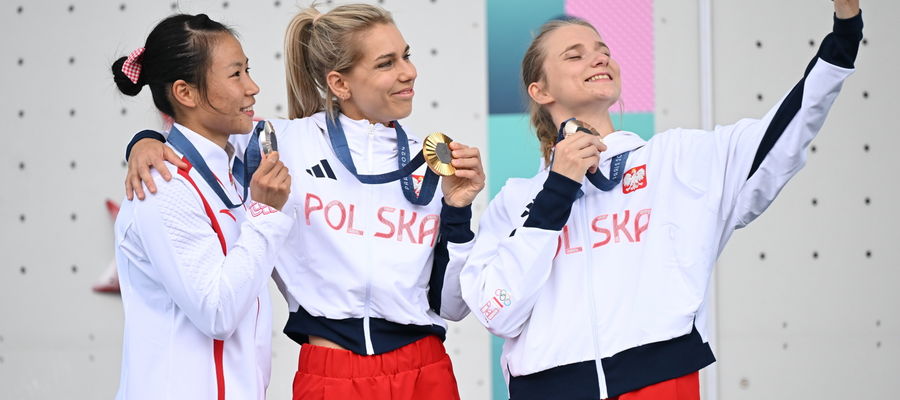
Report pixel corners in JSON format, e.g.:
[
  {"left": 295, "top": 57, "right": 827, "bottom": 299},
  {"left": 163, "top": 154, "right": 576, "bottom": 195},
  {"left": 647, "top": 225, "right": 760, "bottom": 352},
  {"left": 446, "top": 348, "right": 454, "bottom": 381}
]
[{"left": 834, "top": 0, "right": 860, "bottom": 19}]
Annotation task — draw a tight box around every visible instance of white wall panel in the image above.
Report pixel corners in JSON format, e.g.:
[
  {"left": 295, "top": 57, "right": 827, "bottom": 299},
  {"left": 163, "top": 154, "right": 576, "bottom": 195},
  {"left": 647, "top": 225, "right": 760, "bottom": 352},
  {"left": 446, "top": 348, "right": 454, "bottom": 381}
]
[
  {"left": 655, "top": 0, "right": 701, "bottom": 132},
  {"left": 712, "top": 1, "right": 900, "bottom": 399}
]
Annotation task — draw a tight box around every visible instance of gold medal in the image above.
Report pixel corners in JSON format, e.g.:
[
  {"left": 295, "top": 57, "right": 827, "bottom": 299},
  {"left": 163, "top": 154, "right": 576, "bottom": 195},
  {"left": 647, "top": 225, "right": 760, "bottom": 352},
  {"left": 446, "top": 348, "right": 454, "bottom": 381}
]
[{"left": 422, "top": 132, "right": 456, "bottom": 176}]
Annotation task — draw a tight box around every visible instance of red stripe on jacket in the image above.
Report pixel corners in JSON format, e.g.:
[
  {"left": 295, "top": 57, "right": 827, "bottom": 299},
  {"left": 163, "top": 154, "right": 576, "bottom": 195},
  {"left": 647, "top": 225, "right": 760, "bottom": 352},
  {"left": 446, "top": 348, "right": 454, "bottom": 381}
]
[{"left": 178, "top": 157, "right": 228, "bottom": 400}]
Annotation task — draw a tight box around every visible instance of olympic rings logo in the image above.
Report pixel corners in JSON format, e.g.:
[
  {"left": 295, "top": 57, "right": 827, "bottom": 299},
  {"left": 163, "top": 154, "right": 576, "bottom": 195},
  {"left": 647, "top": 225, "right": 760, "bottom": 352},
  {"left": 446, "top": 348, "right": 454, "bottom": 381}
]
[{"left": 494, "top": 289, "right": 512, "bottom": 307}]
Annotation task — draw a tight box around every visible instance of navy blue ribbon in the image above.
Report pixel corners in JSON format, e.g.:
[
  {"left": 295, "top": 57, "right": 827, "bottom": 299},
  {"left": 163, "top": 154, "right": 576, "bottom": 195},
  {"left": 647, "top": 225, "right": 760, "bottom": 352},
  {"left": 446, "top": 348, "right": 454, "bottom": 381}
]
[
  {"left": 586, "top": 152, "right": 628, "bottom": 191},
  {"left": 552, "top": 118, "right": 629, "bottom": 192},
  {"left": 324, "top": 115, "right": 439, "bottom": 205},
  {"left": 231, "top": 121, "right": 265, "bottom": 189},
  {"left": 166, "top": 122, "right": 265, "bottom": 209}
]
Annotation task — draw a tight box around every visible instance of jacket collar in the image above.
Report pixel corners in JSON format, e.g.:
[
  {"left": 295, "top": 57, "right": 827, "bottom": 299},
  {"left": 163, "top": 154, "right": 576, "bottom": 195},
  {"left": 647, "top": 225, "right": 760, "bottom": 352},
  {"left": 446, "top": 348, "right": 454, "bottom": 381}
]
[
  {"left": 311, "top": 111, "right": 422, "bottom": 143},
  {"left": 171, "top": 123, "right": 236, "bottom": 181},
  {"left": 601, "top": 130, "right": 646, "bottom": 161}
]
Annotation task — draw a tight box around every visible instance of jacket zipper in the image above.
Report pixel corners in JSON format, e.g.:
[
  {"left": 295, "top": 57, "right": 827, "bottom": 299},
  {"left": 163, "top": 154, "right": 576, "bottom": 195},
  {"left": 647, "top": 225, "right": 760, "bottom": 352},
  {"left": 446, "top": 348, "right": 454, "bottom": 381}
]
[
  {"left": 362, "top": 123, "right": 376, "bottom": 355},
  {"left": 579, "top": 198, "right": 609, "bottom": 398}
]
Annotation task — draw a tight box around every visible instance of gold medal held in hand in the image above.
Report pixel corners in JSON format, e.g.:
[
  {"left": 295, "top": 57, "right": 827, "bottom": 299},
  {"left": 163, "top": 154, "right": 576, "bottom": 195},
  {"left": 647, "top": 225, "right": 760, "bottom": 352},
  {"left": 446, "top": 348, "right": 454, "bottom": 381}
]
[{"left": 422, "top": 132, "right": 456, "bottom": 176}]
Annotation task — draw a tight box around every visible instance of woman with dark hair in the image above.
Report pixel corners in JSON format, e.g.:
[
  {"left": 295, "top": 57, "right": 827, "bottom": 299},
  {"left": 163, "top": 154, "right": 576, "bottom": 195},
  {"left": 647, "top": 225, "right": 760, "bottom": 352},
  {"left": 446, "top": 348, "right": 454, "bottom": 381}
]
[
  {"left": 112, "top": 14, "right": 292, "bottom": 399},
  {"left": 460, "top": 1, "right": 863, "bottom": 399}
]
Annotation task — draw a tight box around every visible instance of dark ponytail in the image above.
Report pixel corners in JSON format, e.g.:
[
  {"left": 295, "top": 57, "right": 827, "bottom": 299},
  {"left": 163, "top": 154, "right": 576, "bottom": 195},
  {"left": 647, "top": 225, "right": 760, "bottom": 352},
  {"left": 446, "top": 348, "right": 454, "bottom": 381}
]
[{"left": 110, "top": 13, "right": 234, "bottom": 118}]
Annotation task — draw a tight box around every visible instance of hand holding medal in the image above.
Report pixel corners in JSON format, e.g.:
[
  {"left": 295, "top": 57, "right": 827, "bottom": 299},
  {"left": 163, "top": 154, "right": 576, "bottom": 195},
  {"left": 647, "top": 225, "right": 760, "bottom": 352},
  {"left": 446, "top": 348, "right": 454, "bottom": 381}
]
[
  {"left": 551, "top": 118, "right": 607, "bottom": 182},
  {"left": 248, "top": 120, "right": 290, "bottom": 211},
  {"left": 424, "top": 132, "right": 485, "bottom": 208},
  {"left": 423, "top": 132, "right": 456, "bottom": 176},
  {"left": 323, "top": 115, "right": 483, "bottom": 206},
  {"left": 553, "top": 118, "right": 632, "bottom": 192},
  {"left": 562, "top": 118, "right": 601, "bottom": 138}
]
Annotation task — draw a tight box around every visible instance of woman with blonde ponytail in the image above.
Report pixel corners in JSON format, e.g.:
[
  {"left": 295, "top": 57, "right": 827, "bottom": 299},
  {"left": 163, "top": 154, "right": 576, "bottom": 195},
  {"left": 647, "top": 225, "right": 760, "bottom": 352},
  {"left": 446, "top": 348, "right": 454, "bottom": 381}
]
[
  {"left": 461, "top": 1, "right": 863, "bottom": 399},
  {"left": 125, "top": 3, "right": 484, "bottom": 400}
]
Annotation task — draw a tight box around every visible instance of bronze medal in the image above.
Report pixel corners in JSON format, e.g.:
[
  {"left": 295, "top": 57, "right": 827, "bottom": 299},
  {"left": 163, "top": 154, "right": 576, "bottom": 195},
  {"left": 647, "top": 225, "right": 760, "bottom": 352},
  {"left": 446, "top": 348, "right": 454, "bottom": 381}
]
[
  {"left": 563, "top": 119, "right": 600, "bottom": 137},
  {"left": 423, "top": 132, "right": 456, "bottom": 176}
]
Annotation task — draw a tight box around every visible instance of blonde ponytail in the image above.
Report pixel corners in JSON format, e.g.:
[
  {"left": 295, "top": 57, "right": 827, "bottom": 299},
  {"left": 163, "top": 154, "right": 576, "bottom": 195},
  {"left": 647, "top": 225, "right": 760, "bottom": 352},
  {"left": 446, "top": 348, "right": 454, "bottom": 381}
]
[
  {"left": 283, "top": 3, "right": 394, "bottom": 119},
  {"left": 284, "top": 9, "right": 324, "bottom": 119}
]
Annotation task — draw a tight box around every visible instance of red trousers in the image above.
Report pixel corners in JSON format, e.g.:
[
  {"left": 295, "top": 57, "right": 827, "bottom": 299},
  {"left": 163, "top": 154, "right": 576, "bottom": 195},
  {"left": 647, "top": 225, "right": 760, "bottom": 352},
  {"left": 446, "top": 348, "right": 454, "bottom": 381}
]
[
  {"left": 610, "top": 371, "right": 700, "bottom": 400},
  {"left": 292, "top": 335, "right": 460, "bottom": 400}
]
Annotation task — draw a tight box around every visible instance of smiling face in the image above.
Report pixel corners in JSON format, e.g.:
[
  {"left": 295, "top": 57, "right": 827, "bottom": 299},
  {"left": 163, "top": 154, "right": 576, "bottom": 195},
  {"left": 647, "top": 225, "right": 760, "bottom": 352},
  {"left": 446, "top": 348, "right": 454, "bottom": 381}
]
[
  {"left": 191, "top": 33, "right": 260, "bottom": 137},
  {"left": 335, "top": 23, "right": 416, "bottom": 124},
  {"left": 534, "top": 24, "right": 621, "bottom": 114}
]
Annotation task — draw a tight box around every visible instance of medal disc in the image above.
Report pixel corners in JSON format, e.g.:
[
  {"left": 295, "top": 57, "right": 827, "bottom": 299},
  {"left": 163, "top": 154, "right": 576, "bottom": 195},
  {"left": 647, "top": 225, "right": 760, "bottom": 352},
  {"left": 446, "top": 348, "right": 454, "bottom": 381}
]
[
  {"left": 563, "top": 119, "right": 600, "bottom": 137},
  {"left": 423, "top": 132, "right": 456, "bottom": 176},
  {"left": 261, "top": 120, "right": 278, "bottom": 155}
]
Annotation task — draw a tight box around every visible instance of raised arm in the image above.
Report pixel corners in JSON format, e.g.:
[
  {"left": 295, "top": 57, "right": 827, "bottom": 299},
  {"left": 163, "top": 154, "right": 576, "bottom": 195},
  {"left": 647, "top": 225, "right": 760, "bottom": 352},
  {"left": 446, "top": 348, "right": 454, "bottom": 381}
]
[
  {"left": 666, "top": 4, "right": 863, "bottom": 237},
  {"left": 124, "top": 127, "right": 257, "bottom": 200},
  {"left": 730, "top": 4, "right": 863, "bottom": 227}
]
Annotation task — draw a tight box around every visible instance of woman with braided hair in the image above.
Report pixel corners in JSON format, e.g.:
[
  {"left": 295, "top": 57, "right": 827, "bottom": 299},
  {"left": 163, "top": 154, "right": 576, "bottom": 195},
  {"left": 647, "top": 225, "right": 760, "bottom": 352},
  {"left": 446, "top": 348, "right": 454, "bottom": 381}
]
[{"left": 460, "top": 1, "right": 863, "bottom": 399}]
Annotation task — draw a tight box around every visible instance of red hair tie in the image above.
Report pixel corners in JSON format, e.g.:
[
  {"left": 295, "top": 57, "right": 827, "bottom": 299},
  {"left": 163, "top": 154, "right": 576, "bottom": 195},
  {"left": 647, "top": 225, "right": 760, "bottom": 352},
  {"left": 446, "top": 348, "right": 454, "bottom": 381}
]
[{"left": 122, "top": 47, "right": 145, "bottom": 84}]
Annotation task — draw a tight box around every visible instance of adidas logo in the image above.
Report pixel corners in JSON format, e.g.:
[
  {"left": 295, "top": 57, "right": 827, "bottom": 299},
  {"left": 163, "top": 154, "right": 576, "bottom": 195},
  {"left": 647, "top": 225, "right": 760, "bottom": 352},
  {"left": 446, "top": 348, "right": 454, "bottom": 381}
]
[{"left": 306, "top": 159, "right": 336, "bottom": 180}]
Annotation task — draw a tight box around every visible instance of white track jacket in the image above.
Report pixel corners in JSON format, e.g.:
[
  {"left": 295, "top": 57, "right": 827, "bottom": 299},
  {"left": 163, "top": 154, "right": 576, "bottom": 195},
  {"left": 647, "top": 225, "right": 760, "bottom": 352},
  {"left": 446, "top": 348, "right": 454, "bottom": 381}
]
[
  {"left": 231, "top": 112, "right": 474, "bottom": 356},
  {"left": 115, "top": 124, "right": 294, "bottom": 399}
]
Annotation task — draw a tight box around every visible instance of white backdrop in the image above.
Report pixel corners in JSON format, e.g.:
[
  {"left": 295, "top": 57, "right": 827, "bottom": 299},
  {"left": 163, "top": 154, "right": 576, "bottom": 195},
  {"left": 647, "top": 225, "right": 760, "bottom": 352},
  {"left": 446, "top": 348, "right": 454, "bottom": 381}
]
[
  {"left": 656, "top": 2, "right": 900, "bottom": 399},
  {"left": 711, "top": 1, "right": 900, "bottom": 398},
  {"left": 1, "top": 1, "right": 897, "bottom": 399}
]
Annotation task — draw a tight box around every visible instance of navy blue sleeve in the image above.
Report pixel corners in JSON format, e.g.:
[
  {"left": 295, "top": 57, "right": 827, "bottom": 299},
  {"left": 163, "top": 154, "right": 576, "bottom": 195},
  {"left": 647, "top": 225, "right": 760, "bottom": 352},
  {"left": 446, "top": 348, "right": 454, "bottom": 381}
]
[
  {"left": 438, "top": 199, "right": 474, "bottom": 243},
  {"left": 747, "top": 10, "right": 863, "bottom": 179},
  {"left": 427, "top": 199, "right": 474, "bottom": 314},
  {"left": 125, "top": 130, "right": 166, "bottom": 161},
  {"left": 523, "top": 171, "right": 582, "bottom": 231},
  {"left": 822, "top": 10, "right": 864, "bottom": 69}
]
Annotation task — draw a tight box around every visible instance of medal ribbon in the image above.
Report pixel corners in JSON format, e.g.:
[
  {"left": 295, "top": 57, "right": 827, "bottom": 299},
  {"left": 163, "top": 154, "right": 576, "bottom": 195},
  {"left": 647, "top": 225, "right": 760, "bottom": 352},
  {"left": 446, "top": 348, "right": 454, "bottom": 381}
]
[
  {"left": 325, "top": 114, "right": 439, "bottom": 205},
  {"left": 166, "top": 122, "right": 264, "bottom": 209},
  {"left": 232, "top": 121, "right": 265, "bottom": 189}
]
